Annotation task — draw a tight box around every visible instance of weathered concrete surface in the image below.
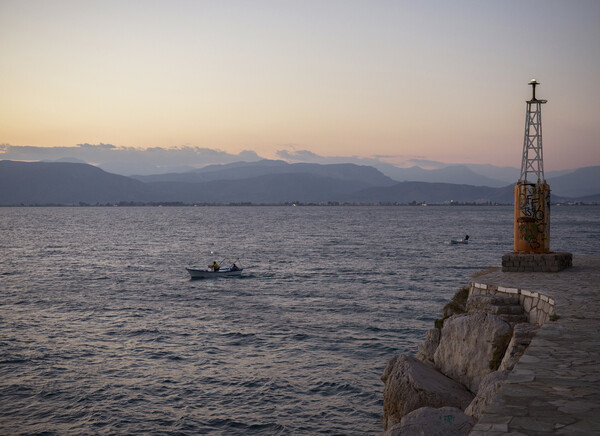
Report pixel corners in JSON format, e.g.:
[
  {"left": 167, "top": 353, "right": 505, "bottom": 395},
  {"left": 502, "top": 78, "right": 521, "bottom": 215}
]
[{"left": 469, "top": 254, "right": 600, "bottom": 435}]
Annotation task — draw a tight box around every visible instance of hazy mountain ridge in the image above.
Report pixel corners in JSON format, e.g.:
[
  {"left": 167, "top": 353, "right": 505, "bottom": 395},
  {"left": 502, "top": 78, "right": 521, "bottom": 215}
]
[
  {"left": 133, "top": 160, "right": 510, "bottom": 187},
  {"left": 0, "top": 160, "right": 148, "bottom": 205},
  {"left": 546, "top": 167, "right": 600, "bottom": 198},
  {"left": 131, "top": 159, "right": 599, "bottom": 197},
  {"left": 379, "top": 164, "right": 509, "bottom": 187},
  {"left": 348, "top": 182, "right": 516, "bottom": 204},
  {"left": 0, "top": 160, "right": 396, "bottom": 205},
  {"left": 132, "top": 160, "right": 397, "bottom": 187},
  {"left": 0, "top": 160, "right": 597, "bottom": 205}
]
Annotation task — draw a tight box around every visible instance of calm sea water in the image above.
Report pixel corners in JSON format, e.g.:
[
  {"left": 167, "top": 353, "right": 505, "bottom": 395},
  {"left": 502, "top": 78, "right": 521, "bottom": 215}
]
[{"left": 1, "top": 205, "right": 598, "bottom": 435}]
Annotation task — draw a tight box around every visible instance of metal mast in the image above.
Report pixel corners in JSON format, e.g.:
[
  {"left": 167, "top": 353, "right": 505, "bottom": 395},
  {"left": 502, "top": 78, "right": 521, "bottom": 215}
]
[{"left": 519, "top": 79, "right": 547, "bottom": 184}]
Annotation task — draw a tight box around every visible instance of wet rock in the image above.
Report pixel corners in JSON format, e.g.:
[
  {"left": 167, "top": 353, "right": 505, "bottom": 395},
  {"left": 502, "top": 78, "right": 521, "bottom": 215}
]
[
  {"left": 465, "top": 370, "right": 510, "bottom": 419},
  {"left": 434, "top": 312, "right": 511, "bottom": 393},
  {"left": 382, "top": 406, "right": 475, "bottom": 436},
  {"left": 381, "top": 355, "right": 474, "bottom": 431}
]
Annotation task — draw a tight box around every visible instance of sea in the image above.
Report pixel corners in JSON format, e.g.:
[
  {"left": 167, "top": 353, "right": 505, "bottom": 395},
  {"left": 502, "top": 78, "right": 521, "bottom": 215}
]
[{"left": 1, "top": 205, "right": 598, "bottom": 435}]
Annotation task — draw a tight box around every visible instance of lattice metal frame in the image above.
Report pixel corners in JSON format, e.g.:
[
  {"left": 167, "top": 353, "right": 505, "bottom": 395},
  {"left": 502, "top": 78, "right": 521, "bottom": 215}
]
[{"left": 519, "top": 79, "right": 547, "bottom": 184}]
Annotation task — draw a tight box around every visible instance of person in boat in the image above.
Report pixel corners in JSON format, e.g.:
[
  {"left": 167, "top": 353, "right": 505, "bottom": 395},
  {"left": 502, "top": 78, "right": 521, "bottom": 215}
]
[
  {"left": 465, "top": 234, "right": 469, "bottom": 241},
  {"left": 231, "top": 263, "right": 239, "bottom": 271},
  {"left": 211, "top": 261, "right": 219, "bottom": 272}
]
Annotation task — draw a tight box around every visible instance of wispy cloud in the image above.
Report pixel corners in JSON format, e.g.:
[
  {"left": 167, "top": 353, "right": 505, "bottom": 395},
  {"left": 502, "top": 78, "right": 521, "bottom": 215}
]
[
  {"left": 275, "top": 149, "right": 352, "bottom": 164},
  {"left": 276, "top": 148, "right": 432, "bottom": 168}
]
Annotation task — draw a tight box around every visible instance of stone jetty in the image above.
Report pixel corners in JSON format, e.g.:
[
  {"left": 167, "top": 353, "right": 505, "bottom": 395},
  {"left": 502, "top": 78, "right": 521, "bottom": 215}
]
[{"left": 380, "top": 254, "right": 600, "bottom": 435}]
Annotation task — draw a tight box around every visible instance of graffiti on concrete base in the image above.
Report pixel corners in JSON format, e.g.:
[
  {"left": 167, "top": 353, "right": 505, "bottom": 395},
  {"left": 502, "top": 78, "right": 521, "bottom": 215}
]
[{"left": 515, "top": 183, "right": 550, "bottom": 252}]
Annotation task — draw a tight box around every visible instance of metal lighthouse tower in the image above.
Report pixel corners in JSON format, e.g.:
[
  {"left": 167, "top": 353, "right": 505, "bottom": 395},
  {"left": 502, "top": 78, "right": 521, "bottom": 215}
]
[{"left": 513, "top": 79, "right": 551, "bottom": 253}]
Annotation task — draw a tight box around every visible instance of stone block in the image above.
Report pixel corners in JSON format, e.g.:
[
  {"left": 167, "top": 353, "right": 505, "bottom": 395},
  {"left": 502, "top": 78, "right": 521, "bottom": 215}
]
[
  {"left": 434, "top": 313, "right": 511, "bottom": 393},
  {"left": 501, "top": 252, "right": 573, "bottom": 272},
  {"left": 529, "top": 308, "right": 538, "bottom": 325},
  {"left": 467, "top": 295, "right": 520, "bottom": 314},
  {"left": 523, "top": 296, "right": 533, "bottom": 312}
]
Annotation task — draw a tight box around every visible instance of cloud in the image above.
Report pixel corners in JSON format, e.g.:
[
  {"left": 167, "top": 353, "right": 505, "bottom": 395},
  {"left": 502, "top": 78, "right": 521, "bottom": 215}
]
[
  {"left": 77, "top": 142, "right": 116, "bottom": 150},
  {"left": 0, "top": 143, "right": 262, "bottom": 175},
  {"left": 275, "top": 148, "right": 430, "bottom": 167},
  {"left": 276, "top": 149, "right": 361, "bottom": 164},
  {"left": 0, "top": 143, "right": 461, "bottom": 177},
  {"left": 404, "top": 158, "right": 450, "bottom": 169}
]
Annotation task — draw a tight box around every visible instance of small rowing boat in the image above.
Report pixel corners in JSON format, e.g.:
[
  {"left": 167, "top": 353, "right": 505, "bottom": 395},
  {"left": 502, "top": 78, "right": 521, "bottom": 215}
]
[
  {"left": 186, "top": 267, "right": 243, "bottom": 278},
  {"left": 450, "top": 234, "right": 470, "bottom": 245},
  {"left": 186, "top": 258, "right": 243, "bottom": 279}
]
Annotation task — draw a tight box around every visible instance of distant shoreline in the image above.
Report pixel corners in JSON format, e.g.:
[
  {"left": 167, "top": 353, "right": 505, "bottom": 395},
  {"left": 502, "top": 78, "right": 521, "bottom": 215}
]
[{"left": 1, "top": 202, "right": 598, "bottom": 208}]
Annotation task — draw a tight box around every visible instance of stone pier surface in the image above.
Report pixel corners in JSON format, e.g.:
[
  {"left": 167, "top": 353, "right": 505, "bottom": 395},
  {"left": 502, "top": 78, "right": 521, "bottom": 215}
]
[
  {"left": 502, "top": 252, "right": 573, "bottom": 273},
  {"left": 469, "top": 255, "right": 600, "bottom": 435}
]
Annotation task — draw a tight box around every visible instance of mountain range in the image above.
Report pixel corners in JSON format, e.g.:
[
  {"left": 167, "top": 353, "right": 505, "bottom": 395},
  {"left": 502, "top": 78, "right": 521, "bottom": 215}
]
[{"left": 1, "top": 159, "right": 598, "bottom": 206}]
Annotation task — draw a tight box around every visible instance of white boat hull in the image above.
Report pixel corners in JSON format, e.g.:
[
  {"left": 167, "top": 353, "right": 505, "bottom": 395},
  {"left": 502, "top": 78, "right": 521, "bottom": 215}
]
[{"left": 186, "top": 268, "right": 243, "bottom": 279}]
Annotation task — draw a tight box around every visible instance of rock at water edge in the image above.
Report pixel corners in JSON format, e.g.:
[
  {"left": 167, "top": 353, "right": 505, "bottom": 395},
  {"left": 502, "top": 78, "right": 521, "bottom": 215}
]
[
  {"left": 382, "top": 406, "right": 475, "bottom": 436},
  {"left": 381, "top": 355, "right": 474, "bottom": 431},
  {"left": 434, "top": 312, "right": 511, "bottom": 393}
]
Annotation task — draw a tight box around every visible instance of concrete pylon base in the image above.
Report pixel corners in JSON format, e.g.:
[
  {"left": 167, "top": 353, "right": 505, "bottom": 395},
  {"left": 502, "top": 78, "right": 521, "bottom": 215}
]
[{"left": 502, "top": 252, "right": 573, "bottom": 272}]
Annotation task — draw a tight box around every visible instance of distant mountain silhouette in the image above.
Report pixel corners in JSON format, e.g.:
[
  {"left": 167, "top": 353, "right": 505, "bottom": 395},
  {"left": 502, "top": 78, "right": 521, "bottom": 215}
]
[
  {"left": 463, "top": 164, "right": 521, "bottom": 184},
  {"left": 348, "top": 182, "right": 516, "bottom": 204},
  {"left": 135, "top": 160, "right": 525, "bottom": 188},
  {"left": 143, "top": 173, "right": 381, "bottom": 204},
  {"left": 547, "top": 166, "right": 600, "bottom": 198},
  {"left": 0, "top": 160, "right": 396, "bottom": 205},
  {"left": 380, "top": 164, "right": 508, "bottom": 187},
  {"left": 368, "top": 162, "right": 574, "bottom": 186},
  {"left": 99, "top": 161, "right": 198, "bottom": 176},
  {"left": 132, "top": 159, "right": 397, "bottom": 187},
  {"left": 0, "top": 160, "right": 596, "bottom": 205},
  {"left": 571, "top": 193, "right": 600, "bottom": 203},
  {"left": 0, "top": 160, "right": 148, "bottom": 205}
]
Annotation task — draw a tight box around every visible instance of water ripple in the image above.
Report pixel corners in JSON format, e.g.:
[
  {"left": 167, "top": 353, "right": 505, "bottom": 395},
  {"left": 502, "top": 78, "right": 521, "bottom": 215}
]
[{"left": 0, "top": 205, "right": 597, "bottom": 434}]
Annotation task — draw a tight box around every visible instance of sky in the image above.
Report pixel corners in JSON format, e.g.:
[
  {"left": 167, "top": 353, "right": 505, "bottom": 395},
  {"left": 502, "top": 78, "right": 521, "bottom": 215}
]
[{"left": 1, "top": 0, "right": 599, "bottom": 171}]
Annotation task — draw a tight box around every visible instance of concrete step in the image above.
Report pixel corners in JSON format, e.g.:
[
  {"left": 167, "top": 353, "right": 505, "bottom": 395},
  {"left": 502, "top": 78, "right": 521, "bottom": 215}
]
[
  {"left": 492, "top": 305, "right": 525, "bottom": 315},
  {"left": 499, "top": 314, "right": 528, "bottom": 325}
]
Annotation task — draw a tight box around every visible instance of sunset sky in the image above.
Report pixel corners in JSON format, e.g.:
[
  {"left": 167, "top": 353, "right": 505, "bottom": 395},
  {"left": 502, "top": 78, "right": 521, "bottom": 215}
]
[{"left": 1, "top": 0, "right": 599, "bottom": 171}]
